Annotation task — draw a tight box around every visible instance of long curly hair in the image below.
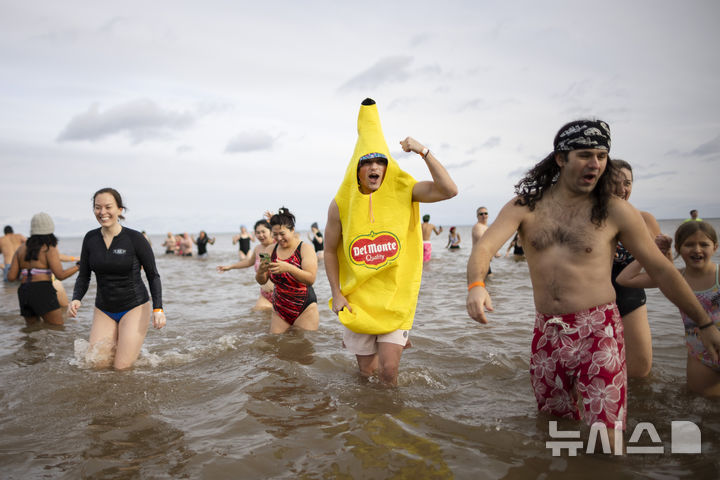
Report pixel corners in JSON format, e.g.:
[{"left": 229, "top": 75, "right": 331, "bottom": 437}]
[{"left": 514, "top": 151, "right": 617, "bottom": 227}]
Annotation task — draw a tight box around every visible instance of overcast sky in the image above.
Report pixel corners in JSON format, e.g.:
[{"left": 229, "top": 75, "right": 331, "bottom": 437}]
[{"left": 1, "top": 0, "right": 719, "bottom": 236}]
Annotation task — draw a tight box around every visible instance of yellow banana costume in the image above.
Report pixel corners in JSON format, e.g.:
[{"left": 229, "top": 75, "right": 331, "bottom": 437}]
[{"left": 330, "top": 98, "right": 423, "bottom": 334}]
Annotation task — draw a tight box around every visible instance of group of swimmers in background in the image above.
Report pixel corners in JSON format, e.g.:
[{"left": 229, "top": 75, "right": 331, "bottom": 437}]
[
  {"left": 161, "top": 231, "right": 215, "bottom": 257},
  {"left": 156, "top": 221, "right": 325, "bottom": 261}
]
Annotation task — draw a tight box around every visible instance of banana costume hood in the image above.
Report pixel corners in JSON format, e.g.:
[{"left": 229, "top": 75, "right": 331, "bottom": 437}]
[{"left": 330, "top": 98, "right": 423, "bottom": 334}]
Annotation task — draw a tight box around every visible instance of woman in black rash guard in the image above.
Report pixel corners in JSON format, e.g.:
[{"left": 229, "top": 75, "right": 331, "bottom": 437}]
[{"left": 69, "top": 188, "right": 166, "bottom": 369}]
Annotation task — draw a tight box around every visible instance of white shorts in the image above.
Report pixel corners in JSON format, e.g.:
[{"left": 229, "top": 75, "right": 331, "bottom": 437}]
[{"left": 342, "top": 326, "right": 409, "bottom": 356}]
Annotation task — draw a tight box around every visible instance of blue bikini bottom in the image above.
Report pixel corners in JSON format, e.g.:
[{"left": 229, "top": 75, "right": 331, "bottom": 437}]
[{"left": 100, "top": 309, "right": 130, "bottom": 323}]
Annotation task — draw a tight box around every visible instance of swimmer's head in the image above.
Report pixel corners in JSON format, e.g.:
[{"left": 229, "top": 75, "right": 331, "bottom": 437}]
[
  {"left": 4, "top": 225, "right": 12, "bottom": 234},
  {"left": 270, "top": 207, "right": 296, "bottom": 231},
  {"left": 254, "top": 219, "right": 271, "bottom": 232},
  {"left": 270, "top": 207, "right": 297, "bottom": 247},
  {"left": 674, "top": 221, "right": 718, "bottom": 255},
  {"left": 610, "top": 159, "right": 633, "bottom": 201},
  {"left": 357, "top": 153, "right": 388, "bottom": 194},
  {"left": 515, "top": 119, "right": 615, "bottom": 227},
  {"left": 93, "top": 187, "right": 126, "bottom": 221},
  {"left": 423, "top": 215, "right": 430, "bottom": 223}
]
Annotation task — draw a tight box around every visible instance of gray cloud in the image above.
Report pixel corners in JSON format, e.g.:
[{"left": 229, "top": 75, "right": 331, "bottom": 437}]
[
  {"left": 507, "top": 166, "right": 528, "bottom": 179},
  {"left": 458, "top": 98, "right": 516, "bottom": 113},
  {"left": 635, "top": 170, "right": 677, "bottom": 181},
  {"left": 444, "top": 159, "right": 476, "bottom": 169},
  {"left": 481, "top": 136, "right": 501, "bottom": 149},
  {"left": 465, "top": 136, "right": 501, "bottom": 154},
  {"left": 338, "top": 56, "right": 414, "bottom": 91},
  {"left": 225, "top": 131, "right": 276, "bottom": 153},
  {"left": 57, "top": 99, "right": 195, "bottom": 144},
  {"left": 409, "top": 34, "right": 430, "bottom": 48},
  {"left": 691, "top": 134, "right": 720, "bottom": 156}
]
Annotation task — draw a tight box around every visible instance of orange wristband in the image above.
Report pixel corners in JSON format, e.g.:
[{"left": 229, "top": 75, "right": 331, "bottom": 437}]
[
  {"left": 153, "top": 308, "right": 164, "bottom": 313},
  {"left": 467, "top": 281, "right": 485, "bottom": 291}
]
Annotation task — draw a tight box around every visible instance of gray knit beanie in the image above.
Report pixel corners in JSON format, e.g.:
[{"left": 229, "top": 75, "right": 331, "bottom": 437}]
[{"left": 30, "top": 212, "right": 54, "bottom": 235}]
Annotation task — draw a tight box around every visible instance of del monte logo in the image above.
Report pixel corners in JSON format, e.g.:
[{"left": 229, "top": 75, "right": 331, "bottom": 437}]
[{"left": 349, "top": 231, "right": 400, "bottom": 269}]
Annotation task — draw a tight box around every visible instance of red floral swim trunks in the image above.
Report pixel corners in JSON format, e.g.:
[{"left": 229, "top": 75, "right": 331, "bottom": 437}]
[{"left": 530, "top": 302, "right": 626, "bottom": 430}]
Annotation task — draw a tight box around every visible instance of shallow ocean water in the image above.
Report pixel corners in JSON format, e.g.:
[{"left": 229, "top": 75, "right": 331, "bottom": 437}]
[{"left": 1, "top": 219, "right": 719, "bottom": 479}]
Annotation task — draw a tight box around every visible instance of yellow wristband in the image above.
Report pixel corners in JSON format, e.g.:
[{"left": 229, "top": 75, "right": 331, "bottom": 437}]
[
  {"left": 467, "top": 281, "right": 485, "bottom": 291},
  {"left": 153, "top": 308, "right": 164, "bottom": 313}
]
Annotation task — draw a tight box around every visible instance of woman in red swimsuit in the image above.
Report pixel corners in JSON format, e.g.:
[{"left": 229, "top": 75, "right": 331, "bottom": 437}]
[{"left": 256, "top": 207, "right": 318, "bottom": 333}]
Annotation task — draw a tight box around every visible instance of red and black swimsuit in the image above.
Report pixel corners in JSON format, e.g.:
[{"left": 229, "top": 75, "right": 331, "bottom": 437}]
[{"left": 269, "top": 242, "right": 316, "bottom": 324}]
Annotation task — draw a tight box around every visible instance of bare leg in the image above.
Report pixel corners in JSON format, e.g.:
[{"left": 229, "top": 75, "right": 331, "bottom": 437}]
[
  {"left": 292, "top": 303, "right": 319, "bottom": 331},
  {"left": 253, "top": 294, "right": 273, "bottom": 311},
  {"left": 41, "top": 308, "right": 65, "bottom": 326},
  {"left": 376, "top": 342, "right": 404, "bottom": 385},
  {"left": 622, "top": 305, "right": 652, "bottom": 378},
  {"left": 686, "top": 355, "right": 720, "bottom": 397},
  {"left": 356, "top": 354, "right": 379, "bottom": 378},
  {"left": 269, "top": 312, "right": 292, "bottom": 334},
  {"left": 88, "top": 309, "right": 119, "bottom": 369},
  {"left": 114, "top": 302, "right": 151, "bottom": 370},
  {"left": 53, "top": 278, "right": 69, "bottom": 308},
  {"left": 23, "top": 315, "right": 40, "bottom": 325}
]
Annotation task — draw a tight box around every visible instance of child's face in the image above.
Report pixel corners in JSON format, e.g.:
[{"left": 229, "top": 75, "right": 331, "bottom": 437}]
[{"left": 679, "top": 231, "right": 718, "bottom": 269}]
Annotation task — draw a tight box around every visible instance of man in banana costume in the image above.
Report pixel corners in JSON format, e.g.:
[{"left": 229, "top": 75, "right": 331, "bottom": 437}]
[{"left": 324, "top": 98, "right": 457, "bottom": 385}]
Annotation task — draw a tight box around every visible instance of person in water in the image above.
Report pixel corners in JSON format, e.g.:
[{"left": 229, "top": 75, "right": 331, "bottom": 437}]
[
  {"left": 7, "top": 212, "right": 79, "bottom": 325},
  {"left": 217, "top": 219, "right": 276, "bottom": 311},
  {"left": 308, "top": 222, "right": 324, "bottom": 260},
  {"left": 325, "top": 98, "right": 457, "bottom": 385},
  {"left": 162, "top": 232, "right": 177, "bottom": 254},
  {"left": 421, "top": 214, "right": 443, "bottom": 261},
  {"left": 465, "top": 119, "right": 719, "bottom": 448},
  {"left": 193, "top": 230, "right": 216, "bottom": 257},
  {"left": 446, "top": 226, "right": 461, "bottom": 250},
  {"left": 609, "top": 158, "right": 668, "bottom": 378},
  {"left": 69, "top": 188, "right": 166, "bottom": 369},
  {"left": 233, "top": 225, "right": 253, "bottom": 259},
  {"left": 617, "top": 221, "right": 720, "bottom": 397},
  {"left": 1, "top": 225, "right": 26, "bottom": 282},
  {"left": 255, "top": 208, "right": 318, "bottom": 333}
]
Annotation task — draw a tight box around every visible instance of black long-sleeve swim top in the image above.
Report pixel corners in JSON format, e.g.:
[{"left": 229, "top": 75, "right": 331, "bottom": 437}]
[{"left": 72, "top": 227, "right": 162, "bottom": 312}]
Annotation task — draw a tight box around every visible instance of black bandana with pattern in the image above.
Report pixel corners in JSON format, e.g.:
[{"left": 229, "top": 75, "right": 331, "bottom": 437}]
[{"left": 554, "top": 120, "right": 611, "bottom": 152}]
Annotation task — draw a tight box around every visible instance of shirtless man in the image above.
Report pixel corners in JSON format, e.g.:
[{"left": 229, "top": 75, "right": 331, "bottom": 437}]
[
  {"left": 421, "top": 214, "right": 443, "bottom": 262},
  {"left": 471, "top": 207, "right": 490, "bottom": 245},
  {"left": 471, "top": 207, "right": 500, "bottom": 275},
  {"left": 1, "top": 226, "right": 26, "bottom": 282},
  {"left": 466, "top": 119, "right": 720, "bottom": 447}
]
